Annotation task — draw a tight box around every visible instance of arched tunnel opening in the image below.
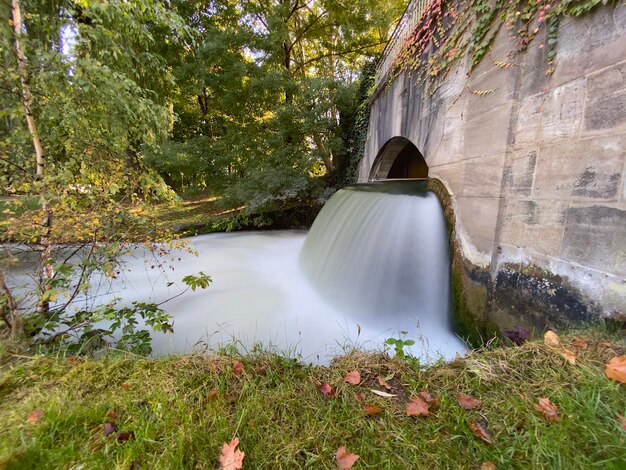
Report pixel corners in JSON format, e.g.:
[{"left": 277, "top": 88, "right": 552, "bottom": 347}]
[{"left": 369, "top": 137, "right": 428, "bottom": 180}]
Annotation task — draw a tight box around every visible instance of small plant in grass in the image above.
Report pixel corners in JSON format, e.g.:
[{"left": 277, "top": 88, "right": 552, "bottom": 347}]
[{"left": 385, "top": 331, "right": 416, "bottom": 359}]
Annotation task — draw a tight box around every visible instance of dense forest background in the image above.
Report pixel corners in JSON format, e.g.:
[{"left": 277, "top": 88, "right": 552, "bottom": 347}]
[{"left": 1, "top": 0, "right": 405, "bottom": 215}]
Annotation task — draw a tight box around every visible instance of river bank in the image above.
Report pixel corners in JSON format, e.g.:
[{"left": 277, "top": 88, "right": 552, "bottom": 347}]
[{"left": 1, "top": 329, "right": 624, "bottom": 469}]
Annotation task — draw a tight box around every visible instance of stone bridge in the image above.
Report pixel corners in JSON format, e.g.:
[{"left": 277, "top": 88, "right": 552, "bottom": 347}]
[{"left": 359, "top": 1, "right": 626, "bottom": 337}]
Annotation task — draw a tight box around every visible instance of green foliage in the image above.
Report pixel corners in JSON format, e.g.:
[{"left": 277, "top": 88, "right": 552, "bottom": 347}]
[
  {"left": 0, "top": 0, "right": 198, "bottom": 355},
  {"left": 331, "top": 59, "right": 377, "bottom": 188},
  {"left": 182, "top": 272, "right": 212, "bottom": 291},
  {"left": 385, "top": 331, "right": 416, "bottom": 358},
  {"left": 146, "top": 0, "right": 405, "bottom": 214}
]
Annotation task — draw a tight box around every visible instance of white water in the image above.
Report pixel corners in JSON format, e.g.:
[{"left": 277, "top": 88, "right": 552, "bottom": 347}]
[{"left": 6, "top": 183, "right": 466, "bottom": 363}]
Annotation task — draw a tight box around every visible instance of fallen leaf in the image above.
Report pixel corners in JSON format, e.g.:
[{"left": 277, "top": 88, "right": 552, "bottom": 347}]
[
  {"left": 468, "top": 421, "right": 492, "bottom": 444},
  {"left": 406, "top": 396, "right": 429, "bottom": 417},
  {"left": 344, "top": 370, "right": 361, "bottom": 385},
  {"left": 419, "top": 391, "right": 437, "bottom": 407},
  {"left": 121, "top": 383, "right": 130, "bottom": 391},
  {"left": 377, "top": 376, "right": 391, "bottom": 390},
  {"left": 572, "top": 337, "right": 588, "bottom": 349},
  {"left": 106, "top": 409, "right": 119, "bottom": 419},
  {"left": 480, "top": 461, "right": 496, "bottom": 470},
  {"left": 544, "top": 330, "right": 559, "bottom": 346},
  {"left": 232, "top": 360, "right": 244, "bottom": 376},
  {"left": 535, "top": 397, "right": 559, "bottom": 423},
  {"left": 561, "top": 349, "right": 576, "bottom": 365},
  {"left": 354, "top": 391, "right": 367, "bottom": 402},
  {"left": 318, "top": 383, "right": 333, "bottom": 396},
  {"left": 605, "top": 356, "right": 626, "bottom": 384},
  {"left": 599, "top": 341, "right": 612, "bottom": 348},
  {"left": 364, "top": 404, "right": 382, "bottom": 416},
  {"left": 336, "top": 446, "right": 359, "bottom": 470},
  {"left": 219, "top": 437, "right": 245, "bottom": 470},
  {"left": 116, "top": 431, "right": 135, "bottom": 443},
  {"left": 27, "top": 409, "right": 44, "bottom": 424},
  {"left": 457, "top": 393, "right": 481, "bottom": 410},
  {"left": 103, "top": 422, "right": 117, "bottom": 436},
  {"left": 370, "top": 389, "right": 397, "bottom": 398},
  {"left": 206, "top": 389, "right": 219, "bottom": 401}
]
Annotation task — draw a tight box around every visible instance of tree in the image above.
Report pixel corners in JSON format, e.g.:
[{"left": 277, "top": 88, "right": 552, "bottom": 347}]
[
  {"left": 0, "top": 0, "right": 201, "bottom": 354},
  {"left": 147, "top": 0, "right": 404, "bottom": 210}
]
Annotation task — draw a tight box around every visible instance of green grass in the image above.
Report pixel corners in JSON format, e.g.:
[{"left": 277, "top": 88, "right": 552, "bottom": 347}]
[{"left": 1, "top": 331, "right": 625, "bottom": 469}]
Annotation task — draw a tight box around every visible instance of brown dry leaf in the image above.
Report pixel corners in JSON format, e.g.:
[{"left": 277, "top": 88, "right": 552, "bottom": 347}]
[
  {"left": 406, "top": 396, "right": 429, "bottom": 417},
  {"left": 599, "top": 341, "right": 612, "bottom": 348},
  {"left": 206, "top": 389, "right": 219, "bottom": 401},
  {"left": 354, "top": 392, "right": 367, "bottom": 402},
  {"left": 232, "top": 360, "right": 244, "bottom": 376},
  {"left": 561, "top": 349, "right": 576, "bottom": 365},
  {"left": 457, "top": 393, "right": 481, "bottom": 410},
  {"left": 468, "top": 421, "right": 492, "bottom": 444},
  {"left": 480, "top": 461, "right": 496, "bottom": 470},
  {"left": 377, "top": 376, "right": 392, "bottom": 390},
  {"left": 535, "top": 397, "right": 559, "bottom": 423},
  {"left": 572, "top": 337, "right": 588, "bottom": 349},
  {"left": 27, "top": 409, "right": 44, "bottom": 424},
  {"left": 116, "top": 431, "right": 135, "bottom": 443},
  {"left": 121, "top": 383, "right": 131, "bottom": 391},
  {"left": 318, "top": 383, "right": 333, "bottom": 397},
  {"left": 336, "top": 446, "right": 359, "bottom": 470},
  {"left": 544, "top": 330, "right": 559, "bottom": 347},
  {"left": 419, "top": 391, "right": 437, "bottom": 407},
  {"left": 219, "top": 437, "right": 245, "bottom": 470},
  {"left": 106, "top": 409, "right": 119, "bottom": 419},
  {"left": 344, "top": 370, "right": 361, "bottom": 385},
  {"left": 605, "top": 356, "right": 626, "bottom": 384},
  {"left": 364, "top": 404, "right": 382, "bottom": 416}
]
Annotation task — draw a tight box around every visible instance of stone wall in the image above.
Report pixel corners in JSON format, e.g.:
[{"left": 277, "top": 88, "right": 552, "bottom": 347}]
[{"left": 361, "top": 4, "right": 626, "bottom": 338}]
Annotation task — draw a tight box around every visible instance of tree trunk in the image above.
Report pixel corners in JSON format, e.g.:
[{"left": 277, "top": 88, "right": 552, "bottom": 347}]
[
  {"left": 313, "top": 133, "right": 334, "bottom": 172},
  {"left": 12, "top": 0, "right": 53, "bottom": 314}
]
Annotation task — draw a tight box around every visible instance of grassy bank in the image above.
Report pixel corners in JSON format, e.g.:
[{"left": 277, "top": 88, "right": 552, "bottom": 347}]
[{"left": 1, "top": 331, "right": 625, "bottom": 469}]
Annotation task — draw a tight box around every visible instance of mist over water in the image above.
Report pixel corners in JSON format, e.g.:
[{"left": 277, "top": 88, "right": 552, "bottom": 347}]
[{"left": 7, "top": 183, "right": 466, "bottom": 363}]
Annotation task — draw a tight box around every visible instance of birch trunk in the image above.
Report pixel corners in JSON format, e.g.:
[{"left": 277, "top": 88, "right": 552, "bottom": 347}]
[{"left": 11, "top": 0, "right": 53, "bottom": 314}]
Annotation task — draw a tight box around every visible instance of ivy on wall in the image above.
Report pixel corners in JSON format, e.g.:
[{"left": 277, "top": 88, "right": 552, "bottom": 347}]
[{"left": 385, "top": 0, "right": 618, "bottom": 89}]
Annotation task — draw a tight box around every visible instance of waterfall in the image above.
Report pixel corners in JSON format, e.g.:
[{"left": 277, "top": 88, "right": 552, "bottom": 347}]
[{"left": 300, "top": 181, "right": 452, "bottom": 335}]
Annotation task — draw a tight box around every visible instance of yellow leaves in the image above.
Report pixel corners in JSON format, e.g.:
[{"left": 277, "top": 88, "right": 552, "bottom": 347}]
[
  {"left": 561, "top": 349, "right": 576, "bottom": 365},
  {"left": 605, "top": 356, "right": 626, "bottom": 384},
  {"left": 543, "top": 330, "right": 559, "bottom": 346}
]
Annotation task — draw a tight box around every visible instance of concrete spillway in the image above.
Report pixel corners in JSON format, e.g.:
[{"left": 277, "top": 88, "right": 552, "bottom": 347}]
[{"left": 300, "top": 181, "right": 457, "bottom": 348}]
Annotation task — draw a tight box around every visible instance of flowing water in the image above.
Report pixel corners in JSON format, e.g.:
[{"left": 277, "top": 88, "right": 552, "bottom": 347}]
[{"left": 7, "top": 182, "right": 466, "bottom": 363}]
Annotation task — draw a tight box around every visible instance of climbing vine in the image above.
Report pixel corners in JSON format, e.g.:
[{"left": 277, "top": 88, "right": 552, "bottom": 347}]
[{"left": 385, "top": 0, "right": 618, "bottom": 90}]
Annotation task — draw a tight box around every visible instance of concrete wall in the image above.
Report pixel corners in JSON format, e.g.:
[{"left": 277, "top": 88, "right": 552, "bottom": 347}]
[{"left": 361, "top": 4, "right": 626, "bottom": 334}]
